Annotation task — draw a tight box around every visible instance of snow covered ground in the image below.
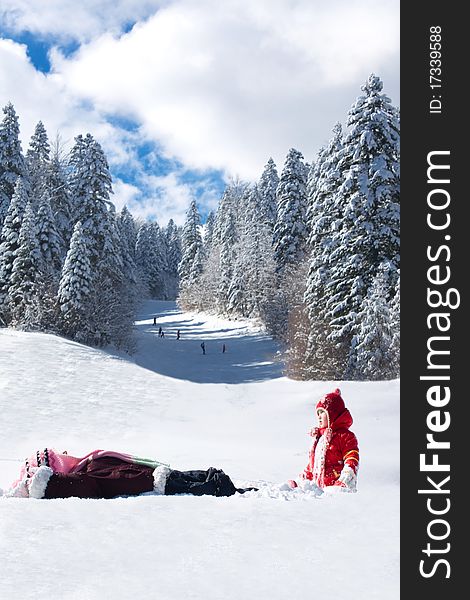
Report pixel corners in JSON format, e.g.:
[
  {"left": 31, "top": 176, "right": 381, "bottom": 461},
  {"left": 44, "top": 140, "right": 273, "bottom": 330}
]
[{"left": 0, "top": 300, "right": 399, "bottom": 600}]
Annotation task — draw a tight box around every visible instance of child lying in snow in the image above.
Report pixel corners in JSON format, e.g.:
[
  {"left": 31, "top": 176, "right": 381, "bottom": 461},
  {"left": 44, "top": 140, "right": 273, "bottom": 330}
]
[
  {"left": 289, "top": 388, "right": 360, "bottom": 493},
  {"left": 2, "top": 449, "right": 257, "bottom": 499}
]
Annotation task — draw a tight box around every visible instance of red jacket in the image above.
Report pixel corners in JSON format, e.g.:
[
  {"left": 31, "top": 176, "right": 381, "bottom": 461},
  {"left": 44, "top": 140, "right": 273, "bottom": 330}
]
[{"left": 302, "top": 389, "right": 359, "bottom": 489}]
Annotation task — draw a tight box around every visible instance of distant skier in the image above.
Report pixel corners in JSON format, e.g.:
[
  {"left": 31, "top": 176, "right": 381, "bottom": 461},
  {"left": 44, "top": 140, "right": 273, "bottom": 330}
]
[
  {"left": 222, "top": 344, "right": 226, "bottom": 353},
  {"left": 158, "top": 326, "right": 162, "bottom": 337},
  {"left": 153, "top": 316, "right": 157, "bottom": 326},
  {"left": 200, "top": 342, "right": 206, "bottom": 355},
  {"left": 176, "top": 330, "right": 181, "bottom": 340},
  {"left": 161, "top": 331, "right": 165, "bottom": 338}
]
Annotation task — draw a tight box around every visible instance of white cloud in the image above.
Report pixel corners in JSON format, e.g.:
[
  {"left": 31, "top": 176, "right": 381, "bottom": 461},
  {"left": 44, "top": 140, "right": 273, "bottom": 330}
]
[
  {"left": 1, "top": 0, "right": 399, "bottom": 221},
  {"left": 111, "top": 178, "right": 141, "bottom": 212},
  {"left": 0, "top": 37, "right": 131, "bottom": 161},
  {"left": 114, "top": 172, "right": 220, "bottom": 226},
  {"left": 0, "top": 0, "right": 165, "bottom": 42},
  {"left": 0, "top": 37, "right": 219, "bottom": 225},
  {"left": 48, "top": 0, "right": 399, "bottom": 178}
]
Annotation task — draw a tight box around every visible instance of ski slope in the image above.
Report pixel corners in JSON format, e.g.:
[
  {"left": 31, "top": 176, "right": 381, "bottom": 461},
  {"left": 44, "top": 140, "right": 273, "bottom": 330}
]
[{"left": 0, "top": 300, "right": 399, "bottom": 600}]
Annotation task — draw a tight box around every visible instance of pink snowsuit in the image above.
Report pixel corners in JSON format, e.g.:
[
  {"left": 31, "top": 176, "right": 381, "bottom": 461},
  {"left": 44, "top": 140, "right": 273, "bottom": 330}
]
[{"left": 6, "top": 449, "right": 159, "bottom": 498}]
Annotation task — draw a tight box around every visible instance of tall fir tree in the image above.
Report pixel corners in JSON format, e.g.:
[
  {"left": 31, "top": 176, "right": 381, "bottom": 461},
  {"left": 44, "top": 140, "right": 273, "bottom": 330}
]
[
  {"left": 306, "top": 123, "right": 344, "bottom": 251},
  {"left": 226, "top": 187, "right": 254, "bottom": 316},
  {"left": 325, "top": 74, "right": 400, "bottom": 346},
  {"left": 36, "top": 189, "right": 63, "bottom": 275},
  {"left": 69, "top": 133, "right": 114, "bottom": 263},
  {"left": 0, "top": 103, "right": 26, "bottom": 228},
  {"left": 148, "top": 222, "right": 166, "bottom": 299},
  {"left": 98, "top": 209, "right": 125, "bottom": 285},
  {"left": 165, "top": 218, "right": 182, "bottom": 299},
  {"left": 57, "top": 221, "right": 94, "bottom": 338},
  {"left": 134, "top": 222, "right": 166, "bottom": 298},
  {"left": 26, "top": 120, "right": 50, "bottom": 205},
  {"left": 48, "top": 135, "right": 73, "bottom": 253},
  {"left": 212, "top": 181, "right": 247, "bottom": 245},
  {"left": 135, "top": 222, "right": 152, "bottom": 295},
  {"left": 303, "top": 123, "right": 346, "bottom": 376},
  {"left": 8, "top": 202, "right": 41, "bottom": 323},
  {"left": 216, "top": 198, "right": 237, "bottom": 313},
  {"left": 115, "top": 207, "right": 138, "bottom": 290},
  {"left": 273, "top": 148, "right": 308, "bottom": 273},
  {"left": 205, "top": 182, "right": 247, "bottom": 313},
  {"left": 178, "top": 199, "right": 203, "bottom": 286},
  {"left": 195, "top": 211, "right": 221, "bottom": 313},
  {"left": 116, "top": 206, "right": 137, "bottom": 262},
  {"left": 203, "top": 211, "right": 216, "bottom": 256},
  {"left": 0, "top": 177, "right": 29, "bottom": 320},
  {"left": 242, "top": 185, "right": 277, "bottom": 317},
  {"left": 258, "top": 157, "right": 279, "bottom": 230},
  {"left": 88, "top": 209, "right": 136, "bottom": 347}
]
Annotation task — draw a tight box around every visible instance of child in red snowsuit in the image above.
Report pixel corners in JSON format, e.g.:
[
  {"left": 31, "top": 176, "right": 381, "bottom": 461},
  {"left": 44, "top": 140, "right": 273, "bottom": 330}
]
[{"left": 292, "top": 388, "right": 359, "bottom": 492}]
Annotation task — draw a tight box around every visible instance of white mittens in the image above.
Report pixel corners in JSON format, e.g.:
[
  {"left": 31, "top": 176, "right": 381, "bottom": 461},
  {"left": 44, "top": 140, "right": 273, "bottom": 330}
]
[{"left": 337, "top": 465, "right": 357, "bottom": 492}]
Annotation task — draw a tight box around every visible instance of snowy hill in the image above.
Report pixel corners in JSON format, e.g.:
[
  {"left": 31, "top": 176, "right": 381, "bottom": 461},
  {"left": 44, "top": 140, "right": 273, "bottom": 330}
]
[{"left": 0, "top": 300, "right": 399, "bottom": 600}]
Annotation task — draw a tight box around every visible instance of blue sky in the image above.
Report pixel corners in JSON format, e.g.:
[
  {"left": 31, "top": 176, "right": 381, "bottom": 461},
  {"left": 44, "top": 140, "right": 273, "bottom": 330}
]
[
  {"left": 8, "top": 32, "right": 54, "bottom": 72},
  {"left": 0, "top": 0, "right": 399, "bottom": 226}
]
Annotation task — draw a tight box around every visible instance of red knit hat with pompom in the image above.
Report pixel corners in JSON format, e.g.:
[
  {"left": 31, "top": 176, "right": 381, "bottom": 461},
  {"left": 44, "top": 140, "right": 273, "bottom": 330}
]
[{"left": 315, "top": 388, "right": 345, "bottom": 426}]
